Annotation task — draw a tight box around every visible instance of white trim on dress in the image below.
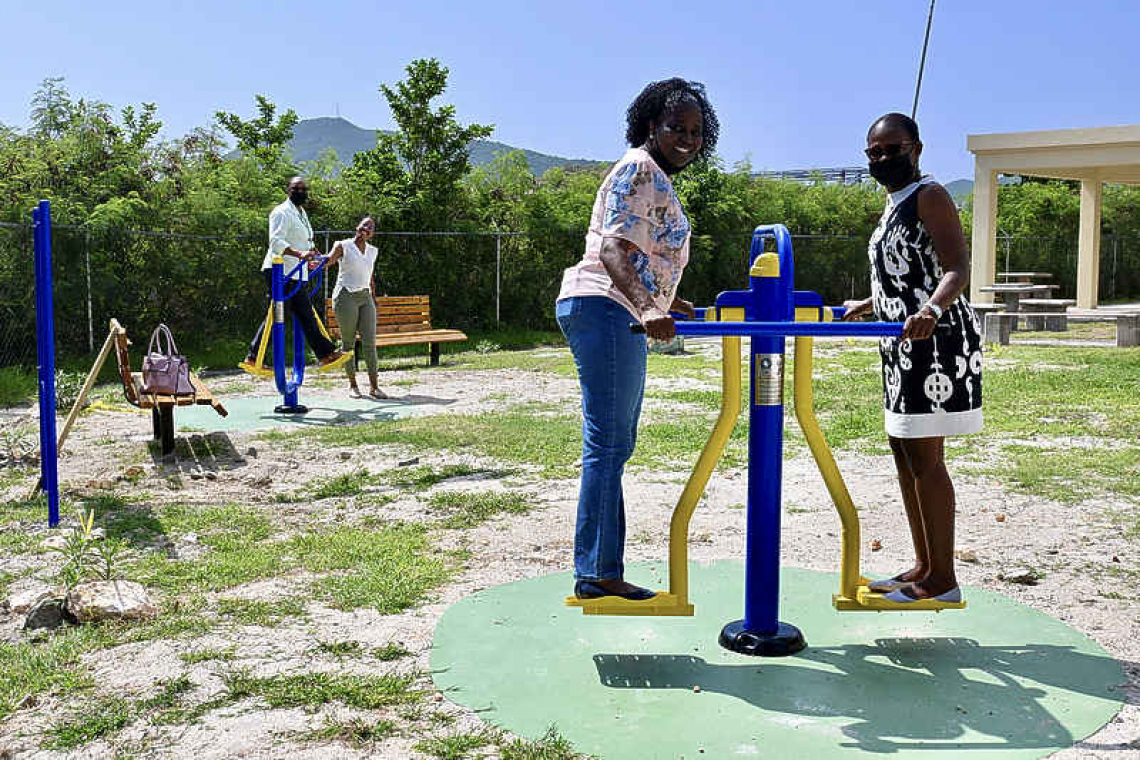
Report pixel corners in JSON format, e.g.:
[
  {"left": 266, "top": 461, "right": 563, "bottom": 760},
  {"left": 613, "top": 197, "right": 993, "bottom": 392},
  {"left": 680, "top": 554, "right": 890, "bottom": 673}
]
[{"left": 885, "top": 407, "right": 983, "bottom": 439}]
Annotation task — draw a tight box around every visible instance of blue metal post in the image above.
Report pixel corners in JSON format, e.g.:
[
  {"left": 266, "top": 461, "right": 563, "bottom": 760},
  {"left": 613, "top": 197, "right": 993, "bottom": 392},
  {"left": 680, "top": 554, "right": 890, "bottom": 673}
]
[
  {"left": 271, "top": 258, "right": 307, "bottom": 414},
  {"left": 718, "top": 224, "right": 805, "bottom": 656},
  {"left": 33, "top": 200, "right": 59, "bottom": 528}
]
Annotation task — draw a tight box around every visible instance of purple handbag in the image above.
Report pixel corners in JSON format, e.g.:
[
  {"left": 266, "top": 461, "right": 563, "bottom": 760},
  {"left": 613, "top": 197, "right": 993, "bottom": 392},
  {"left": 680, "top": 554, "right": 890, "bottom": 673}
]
[{"left": 141, "top": 324, "right": 195, "bottom": 395}]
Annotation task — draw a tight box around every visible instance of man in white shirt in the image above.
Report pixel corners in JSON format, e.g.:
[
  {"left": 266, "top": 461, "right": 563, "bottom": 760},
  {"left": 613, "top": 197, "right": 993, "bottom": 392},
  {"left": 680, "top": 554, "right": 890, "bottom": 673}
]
[{"left": 243, "top": 177, "right": 349, "bottom": 371}]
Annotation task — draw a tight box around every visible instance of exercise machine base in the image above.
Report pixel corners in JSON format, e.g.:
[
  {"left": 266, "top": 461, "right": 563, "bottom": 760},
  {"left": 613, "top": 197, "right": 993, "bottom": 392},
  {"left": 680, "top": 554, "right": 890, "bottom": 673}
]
[
  {"left": 274, "top": 404, "right": 309, "bottom": 415},
  {"left": 719, "top": 619, "right": 806, "bottom": 657}
]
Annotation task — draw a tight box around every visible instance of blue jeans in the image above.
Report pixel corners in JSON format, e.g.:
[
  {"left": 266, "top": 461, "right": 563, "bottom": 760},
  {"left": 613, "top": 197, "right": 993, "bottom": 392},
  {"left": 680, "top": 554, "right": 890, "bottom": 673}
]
[{"left": 556, "top": 296, "right": 647, "bottom": 581}]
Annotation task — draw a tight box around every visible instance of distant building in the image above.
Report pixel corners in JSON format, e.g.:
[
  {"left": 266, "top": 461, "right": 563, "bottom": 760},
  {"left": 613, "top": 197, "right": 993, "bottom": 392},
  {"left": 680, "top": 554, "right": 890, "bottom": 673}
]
[{"left": 754, "top": 166, "right": 870, "bottom": 185}]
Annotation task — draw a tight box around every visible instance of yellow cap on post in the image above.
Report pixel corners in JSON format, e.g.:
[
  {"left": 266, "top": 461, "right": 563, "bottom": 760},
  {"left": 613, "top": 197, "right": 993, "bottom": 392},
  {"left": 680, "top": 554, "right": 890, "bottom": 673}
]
[
  {"left": 272, "top": 256, "right": 284, "bottom": 265},
  {"left": 750, "top": 252, "right": 780, "bottom": 278}
]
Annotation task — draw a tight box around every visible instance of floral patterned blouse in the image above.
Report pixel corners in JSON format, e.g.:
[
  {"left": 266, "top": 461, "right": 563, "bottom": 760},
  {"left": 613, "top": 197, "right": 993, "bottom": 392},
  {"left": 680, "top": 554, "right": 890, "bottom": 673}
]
[{"left": 557, "top": 147, "right": 691, "bottom": 319}]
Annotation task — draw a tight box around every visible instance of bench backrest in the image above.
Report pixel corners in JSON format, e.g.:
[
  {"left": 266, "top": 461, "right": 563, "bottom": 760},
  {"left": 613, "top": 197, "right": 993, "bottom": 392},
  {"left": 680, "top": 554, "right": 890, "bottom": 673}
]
[
  {"left": 326, "top": 295, "right": 434, "bottom": 339},
  {"left": 110, "top": 321, "right": 141, "bottom": 406}
]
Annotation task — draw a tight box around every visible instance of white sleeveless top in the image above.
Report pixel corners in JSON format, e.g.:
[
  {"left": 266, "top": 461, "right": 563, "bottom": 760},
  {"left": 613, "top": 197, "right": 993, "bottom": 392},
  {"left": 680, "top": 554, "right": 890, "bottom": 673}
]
[{"left": 332, "top": 238, "right": 378, "bottom": 298}]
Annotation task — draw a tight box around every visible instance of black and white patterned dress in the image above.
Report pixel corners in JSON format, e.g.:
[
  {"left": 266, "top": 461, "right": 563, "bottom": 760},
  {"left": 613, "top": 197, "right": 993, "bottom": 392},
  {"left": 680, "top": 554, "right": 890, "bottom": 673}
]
[{"left": 868, "top": 177, "right": 983, "bottom": 438}]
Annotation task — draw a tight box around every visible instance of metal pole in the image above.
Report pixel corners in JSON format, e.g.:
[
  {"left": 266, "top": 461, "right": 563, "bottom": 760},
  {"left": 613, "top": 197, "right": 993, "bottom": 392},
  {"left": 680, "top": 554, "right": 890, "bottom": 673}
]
[
  {"left": 495, "top": 233, "right": 502, "bottom": 324},
  {"left": 85, "top": 228, "right": 94, "bottom": 352},
  {"left": 911, "top": 0, "right": 937, "bottom": 119},
  {"left": 33, "top": 200, "right": 59, "bottom": 528}
]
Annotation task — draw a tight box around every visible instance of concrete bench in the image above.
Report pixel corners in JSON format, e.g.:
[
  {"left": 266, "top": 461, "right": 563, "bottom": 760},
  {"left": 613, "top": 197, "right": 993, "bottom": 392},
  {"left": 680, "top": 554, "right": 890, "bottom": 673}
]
[
  {"left": 984, "top": 311, "right": 1139, "bottom": 347},
  {"left": 1019, "top": 299, "right": 1077, "bottom": 331}
]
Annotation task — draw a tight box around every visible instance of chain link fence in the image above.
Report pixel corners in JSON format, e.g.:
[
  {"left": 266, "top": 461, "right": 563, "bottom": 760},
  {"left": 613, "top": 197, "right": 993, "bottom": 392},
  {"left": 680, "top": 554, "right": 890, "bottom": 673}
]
[{"left": 3, "top": 224, "right": 1139, "bottom": 369}]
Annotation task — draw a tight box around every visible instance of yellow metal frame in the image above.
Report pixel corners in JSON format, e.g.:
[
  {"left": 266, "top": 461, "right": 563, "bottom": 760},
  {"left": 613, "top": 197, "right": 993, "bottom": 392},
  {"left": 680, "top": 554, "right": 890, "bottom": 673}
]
[
  {"left": 565, "top": 307, "right": 743, "bottom": 616},
  {"left": 792, "top": 309, "right": 965, "bottom": 612},
  {"left": 238, "top": 264, "right": 335, "bottom": 379},
  {"left": 566, "top": 302, "right": 964, "bottom": 615}
]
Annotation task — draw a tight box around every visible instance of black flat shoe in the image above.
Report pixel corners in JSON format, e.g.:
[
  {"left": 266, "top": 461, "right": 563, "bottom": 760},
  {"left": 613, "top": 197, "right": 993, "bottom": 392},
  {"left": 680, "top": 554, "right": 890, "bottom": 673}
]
[{"left": 574, "top": 580, "right": 656, "bottom": 601}]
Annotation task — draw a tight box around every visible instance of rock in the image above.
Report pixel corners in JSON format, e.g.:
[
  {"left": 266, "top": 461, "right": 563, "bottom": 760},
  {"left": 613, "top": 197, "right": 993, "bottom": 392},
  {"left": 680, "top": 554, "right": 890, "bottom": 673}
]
[
  {"left": 123, "top": 465, "right": 144, "bottom": 479},
  {"left": 182, "top": 532, "right": 199, "bottom": 544},
  {"left": 955, "top": 549, "right": 979, "bottom": 563},
  {"left": 693, "top": 685, "right": 701, "bottom": 693},
  {"left": 41, "top": 534, "right": 69, "bottom": 551},
  {"left": 24, "top": 598, "right": 69, "bottom": 630},
  {"left": 339, "top": 451, "right": 352, "bottom": 461},
  {"left": 995, "top": 514, "right": 1006, "bottom": 523},
  {"left": 999, "top": 569, "right": 1041, "bottom": 586},
  {"left": 66, "top": 581, "right": 158, "bottom": 623},
  {"left": 189, "top": 470, "right": 203, "bottom": 480},
  {"left": 90, "top": 528, "right": 105, "bottom": 540},
  {"left": 245, "top": 447, "right": 258, "bottom": 458},
  {"left": 204, "top": 471, "right": 218, "bottom": 481},
  {"left": 870, "top": 539, "right": 882, "bottom": 552},
  {"left": 397, "top": 457, "right": 420, "bottom": 467},
  {"left": 6, "top": 584, "right": 54, "bottom": 615}
]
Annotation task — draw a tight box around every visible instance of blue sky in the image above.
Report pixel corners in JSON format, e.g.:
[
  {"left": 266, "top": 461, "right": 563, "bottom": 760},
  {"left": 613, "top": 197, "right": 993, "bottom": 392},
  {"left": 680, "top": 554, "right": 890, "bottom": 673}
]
[{"left": 4, "top": 1, "right": 1137, "bottom": 181}]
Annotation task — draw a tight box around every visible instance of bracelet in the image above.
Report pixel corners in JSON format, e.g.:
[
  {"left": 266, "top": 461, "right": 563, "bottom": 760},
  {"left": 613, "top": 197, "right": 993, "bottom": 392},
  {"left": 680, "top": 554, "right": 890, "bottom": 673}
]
[{"left": 921, "top": 301, "right": 944, "bottom": 320}]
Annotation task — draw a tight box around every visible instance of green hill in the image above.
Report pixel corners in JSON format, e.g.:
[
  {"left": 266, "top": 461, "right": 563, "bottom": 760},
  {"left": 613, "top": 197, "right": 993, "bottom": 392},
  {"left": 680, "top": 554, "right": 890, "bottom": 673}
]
[{"left": 286, "top": 116, "right": 602, "bottom": 176}]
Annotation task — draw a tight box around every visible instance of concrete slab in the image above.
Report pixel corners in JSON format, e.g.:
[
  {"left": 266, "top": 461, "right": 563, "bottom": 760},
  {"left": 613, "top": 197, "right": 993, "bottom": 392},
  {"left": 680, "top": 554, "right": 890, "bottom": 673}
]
[{"left": 433, "top": 562, "right": 1125, "bottom": 759}]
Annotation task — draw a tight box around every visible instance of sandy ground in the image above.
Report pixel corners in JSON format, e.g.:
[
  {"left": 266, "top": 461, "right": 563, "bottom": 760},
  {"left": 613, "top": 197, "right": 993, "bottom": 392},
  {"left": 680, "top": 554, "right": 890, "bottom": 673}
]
[{"left": 0, "top": 340, "right": 1137, "bottom": 759}]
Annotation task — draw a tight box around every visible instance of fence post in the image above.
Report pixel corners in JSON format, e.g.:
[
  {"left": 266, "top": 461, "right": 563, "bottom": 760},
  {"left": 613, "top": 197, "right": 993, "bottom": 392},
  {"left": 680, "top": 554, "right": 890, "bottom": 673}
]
[
  {"left": 33, "top": 200, "right": 59, "bottom": 528},
  {"left": 85, "top": 227, "right": 94, "bottom": 353},
  {"left": 495, "top": 233, "right": 501, "bottom": 324},
  {"left": 323, "top": 231, "right": 331, "bottom": 306}
]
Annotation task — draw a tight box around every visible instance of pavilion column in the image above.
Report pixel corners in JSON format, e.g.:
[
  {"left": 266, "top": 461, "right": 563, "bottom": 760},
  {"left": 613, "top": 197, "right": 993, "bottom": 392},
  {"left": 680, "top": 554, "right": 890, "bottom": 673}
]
[
  {"left": 969, "top": 161, "right": 999, "bottom": 304},
  {"left": 1076, "top": 178, "right": 1102, "bottom": 309}
]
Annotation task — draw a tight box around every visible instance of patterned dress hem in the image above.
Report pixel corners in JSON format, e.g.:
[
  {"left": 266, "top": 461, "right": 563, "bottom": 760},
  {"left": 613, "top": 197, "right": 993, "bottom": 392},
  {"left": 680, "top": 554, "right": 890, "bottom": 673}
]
[{"left": 885, "top": 408, "right": 983, "bottom": 439}]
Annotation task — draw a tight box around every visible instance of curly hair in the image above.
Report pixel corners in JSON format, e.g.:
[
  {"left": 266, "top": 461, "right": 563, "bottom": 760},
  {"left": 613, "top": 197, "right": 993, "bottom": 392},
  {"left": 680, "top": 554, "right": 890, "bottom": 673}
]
[{"left": 625, "top": 78, "right": 719, "bottom": 160}]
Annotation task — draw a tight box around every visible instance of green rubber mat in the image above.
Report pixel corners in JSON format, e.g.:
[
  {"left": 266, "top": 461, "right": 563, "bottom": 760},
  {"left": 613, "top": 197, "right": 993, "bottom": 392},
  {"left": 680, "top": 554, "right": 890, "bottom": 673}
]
[
  {"left": 174, "top": 392, "right": 442, "bottom": 433},
  {"left": 432, "top": 562, "right": 1125, "bottom": 759}
]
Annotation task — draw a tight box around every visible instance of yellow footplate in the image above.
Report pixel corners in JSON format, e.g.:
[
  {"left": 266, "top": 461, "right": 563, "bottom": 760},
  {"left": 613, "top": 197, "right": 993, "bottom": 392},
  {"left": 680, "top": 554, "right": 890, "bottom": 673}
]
[
  {"left": 564, "top": 592, "right": 694, "bottom": 616},
  {"left": 237, "top": 361, "right": 274, "bottom": 378},
  {"left": 832, "top": 584, "right": 967, "bottom": 612}
]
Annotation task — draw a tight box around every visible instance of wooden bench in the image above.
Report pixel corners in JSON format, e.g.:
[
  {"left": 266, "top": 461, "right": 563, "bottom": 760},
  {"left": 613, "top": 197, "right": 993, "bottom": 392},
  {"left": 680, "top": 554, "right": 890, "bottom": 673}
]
[
  {"left": 325, "top": 295, "right": 467, "bottom": 367},
  {"left": 995, "top": 271, "right": 1053, "bottom": 284},
  {"left": 111, "top": 319, "right": 228, "bottom": 456},
  {"left": 984, "top": 311, "right": 1139, "bottom": 347}
]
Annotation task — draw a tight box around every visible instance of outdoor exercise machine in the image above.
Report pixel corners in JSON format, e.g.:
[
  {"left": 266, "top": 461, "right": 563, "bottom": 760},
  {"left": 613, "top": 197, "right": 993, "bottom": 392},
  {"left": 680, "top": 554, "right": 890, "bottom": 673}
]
[
  {"left": 565, "top": 224, "right": 964, "bottom": 657},
  {"left": 241, "top": 255, "right": 336, "bottom": 414}
]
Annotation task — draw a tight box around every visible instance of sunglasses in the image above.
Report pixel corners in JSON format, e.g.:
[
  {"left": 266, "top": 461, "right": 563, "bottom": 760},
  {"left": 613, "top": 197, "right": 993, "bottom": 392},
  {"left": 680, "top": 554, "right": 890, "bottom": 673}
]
[{"left": 864, "top": 142, "right": 914, "bottom": 161}]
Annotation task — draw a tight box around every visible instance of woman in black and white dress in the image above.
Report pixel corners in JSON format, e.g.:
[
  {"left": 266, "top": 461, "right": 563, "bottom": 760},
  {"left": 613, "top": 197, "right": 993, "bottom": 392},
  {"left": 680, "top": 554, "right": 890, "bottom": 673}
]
[{"left": 844, "top": 113, "right": 982, "bottom": 604}]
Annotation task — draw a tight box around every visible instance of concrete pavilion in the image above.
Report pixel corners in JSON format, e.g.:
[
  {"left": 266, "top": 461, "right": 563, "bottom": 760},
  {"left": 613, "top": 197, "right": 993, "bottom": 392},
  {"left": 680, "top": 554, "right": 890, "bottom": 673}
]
[{"left": 967, "top": 125, "right": 1140, "bottom": 308}]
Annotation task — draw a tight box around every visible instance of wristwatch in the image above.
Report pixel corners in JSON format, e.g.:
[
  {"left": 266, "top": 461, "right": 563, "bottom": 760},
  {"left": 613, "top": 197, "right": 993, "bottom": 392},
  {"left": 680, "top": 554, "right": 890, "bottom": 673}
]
[{"left": 921, "top": 301, "right": 944, "bottom": 321}]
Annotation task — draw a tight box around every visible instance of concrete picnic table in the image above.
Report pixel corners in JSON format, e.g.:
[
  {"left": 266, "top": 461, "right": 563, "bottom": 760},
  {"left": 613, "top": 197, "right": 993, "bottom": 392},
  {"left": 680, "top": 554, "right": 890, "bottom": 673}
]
[
  {"left": 978, "top": 283, "right": 1059, "bottom": 314},
  {"left": 994, "top": 271, "right": 1053, "bottom": 284}
]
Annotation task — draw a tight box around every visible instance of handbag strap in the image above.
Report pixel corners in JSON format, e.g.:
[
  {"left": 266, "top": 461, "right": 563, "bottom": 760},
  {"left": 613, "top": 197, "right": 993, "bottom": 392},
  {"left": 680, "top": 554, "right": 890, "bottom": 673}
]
[{"left": 148, "top": 324, "right": 179, "bottom": 357}]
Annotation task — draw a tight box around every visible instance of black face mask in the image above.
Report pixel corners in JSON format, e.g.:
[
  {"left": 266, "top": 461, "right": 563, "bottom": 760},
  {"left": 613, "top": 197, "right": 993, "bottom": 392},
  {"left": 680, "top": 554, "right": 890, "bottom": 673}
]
[
  {"left": 289, "top": 190, "right": 308, "bottom": 206},
  {"left": 868, "top": 153, "right": 917, "bottom": 189}
]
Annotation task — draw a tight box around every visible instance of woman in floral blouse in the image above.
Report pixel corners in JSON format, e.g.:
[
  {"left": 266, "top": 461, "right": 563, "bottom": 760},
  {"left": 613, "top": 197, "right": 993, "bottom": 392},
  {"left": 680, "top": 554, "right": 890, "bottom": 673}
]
[{"left": 556, "top": 78, "right": 718, "bottom": 601}]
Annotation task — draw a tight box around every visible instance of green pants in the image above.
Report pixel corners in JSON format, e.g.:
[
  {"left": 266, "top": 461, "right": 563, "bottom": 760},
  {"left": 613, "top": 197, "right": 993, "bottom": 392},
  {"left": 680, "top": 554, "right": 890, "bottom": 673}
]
[{"left": 333, "top": 288, "right": 378, "bottom": 373}]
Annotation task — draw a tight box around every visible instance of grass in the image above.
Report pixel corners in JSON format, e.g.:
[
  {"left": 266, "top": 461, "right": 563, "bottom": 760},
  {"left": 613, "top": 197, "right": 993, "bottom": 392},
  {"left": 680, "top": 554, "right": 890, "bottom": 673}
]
[
  {"left": 377, "top": 463, "right": 502, "bottom": 491},
  {"left": 179, "top": 647, "right": 235, "bottom": 664},
  {"left": 374, "top": 641, "right": 413, "bottom": 660},
  {"left": 267, "top": 407, "right": 584, "bottom": 478},
  {"left": 415, "top": 728, "right": 501, "bottom": 759},
  {"left": 217, "top": 597, "right": 307, "bottom": 626},
  {"left": 415, "top": 725, "right": 589, "bottom": 760},
  {"left": 222, "top": 667, "right": 421, "bottom": 710},
  {"left": 0, "top": 365, "right": 36, "bottom": 408},
  {"left": 43, "top": 695, "right": 134, "bottom": 749},
  {"left": 312, "top": 639, "right": 363, "bottom": 658},
  {"left": 428, "top": 490, "right": 534, "bottom": 529},
  {"left": 291, "top": 524, "right": 452, "bottom": 613},
  {"left": 0, "top": 627, "right": 101, "bottom": 721},
  {"left": 296, "top": 716, "right": 397, "bottom": 747}
]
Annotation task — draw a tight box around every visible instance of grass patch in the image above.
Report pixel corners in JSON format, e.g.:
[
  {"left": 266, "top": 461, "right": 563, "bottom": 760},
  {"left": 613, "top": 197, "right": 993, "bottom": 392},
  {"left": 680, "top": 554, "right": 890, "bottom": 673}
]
[
  {"left": 0, "top": 628, "right": 101, "bottom": 721},
  {"left": 291, "top": 524, "right": 451, "bottom": 613},
  {"left": 377, "top": 463, "right": 495, "bottom": 491},
  {"left": 43, "top": 695, "right": 134, "bottom": 749},
  {"left": 296, "top": 716, "right": 396, "bottom": 747},
  {"left": 415, "top": 728, "right": 501, "bottom": 759},
  {"left": 429, "top": 490, "right": 534, "bottom": 529},
  {"left": 313, "top": 639, "right": 363, "bottom": 658},
  {"left": 500, "top": 725, "right": 589, "bottom": 760},
  {"left": 0, "top": 365, "right": 36, "bottom": 407},
  {"left": 223, "top": 667, "right": 421, "bottom": 710},
  {"left": 276, "top": 470, "right": 375, "bottom": 502},
  {"left": 217, "top": 597, "right": 307, "bottom": 627},
  {"left": 374, "top": 642, "right": 413, "bottom": 661},
  {"left": 179, "top": 647, "right": 235, "bottom": 665},
  {"left": 270, "top": 407, "right": 583, "bottom": 478}
]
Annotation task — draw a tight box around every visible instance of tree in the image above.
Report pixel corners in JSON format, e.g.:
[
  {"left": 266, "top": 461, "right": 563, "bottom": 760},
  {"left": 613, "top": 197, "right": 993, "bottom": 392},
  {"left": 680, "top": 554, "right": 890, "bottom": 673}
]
[
  {"left": 215, "top": 95, "right": 299, "bottom": 169},
  {"left": 347, "top": 58, "right": 493, "bottom": 229},
  {"left": 30, "top": 77, "right": 73, "bottom": 138}
]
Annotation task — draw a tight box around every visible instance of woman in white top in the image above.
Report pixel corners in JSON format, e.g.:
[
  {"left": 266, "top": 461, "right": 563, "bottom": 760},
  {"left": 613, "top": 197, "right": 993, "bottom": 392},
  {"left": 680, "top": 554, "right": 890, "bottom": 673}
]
[{"left": 326, "top": 216, "right": 387, "bottom": 398}]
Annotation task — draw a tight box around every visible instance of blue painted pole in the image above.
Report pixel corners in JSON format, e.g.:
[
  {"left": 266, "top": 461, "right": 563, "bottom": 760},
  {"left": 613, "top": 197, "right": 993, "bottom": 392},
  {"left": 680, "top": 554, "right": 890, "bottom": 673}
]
[
  {"left": 271, "top": 258, "right": 306, "bottom": 413},
  {"left": 33, "top": 200, "right": 59, "bottom": 528}
]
